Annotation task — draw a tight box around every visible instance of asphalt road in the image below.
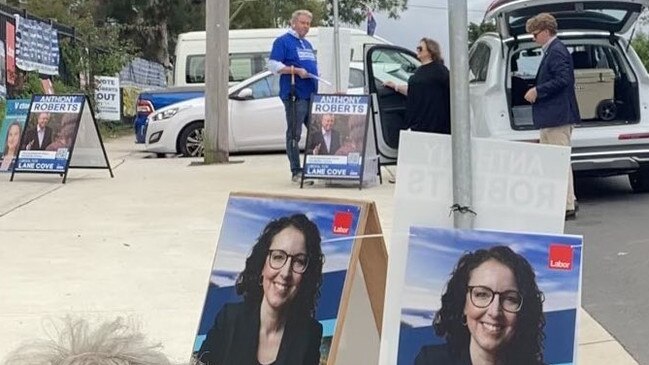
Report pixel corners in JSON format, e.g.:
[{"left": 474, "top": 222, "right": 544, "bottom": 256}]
[{"left": 567, "top": 175, "right": 649, "bottom": 365}]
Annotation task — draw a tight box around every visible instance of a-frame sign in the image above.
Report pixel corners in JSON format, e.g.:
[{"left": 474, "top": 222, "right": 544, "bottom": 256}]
[
  {"left": 10, "top": 94, "right": 113, "bottom": 183},
  {"left": 191, "top": 192, "right": 387, "bottom": 365},
  {"left": 300, "top": 94, "right": 374, "bottom": 189}
]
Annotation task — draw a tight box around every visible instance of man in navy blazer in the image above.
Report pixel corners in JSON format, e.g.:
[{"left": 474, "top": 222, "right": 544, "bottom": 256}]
[{"left": 524, "top": 13, "right": 580, "bottom": 219}]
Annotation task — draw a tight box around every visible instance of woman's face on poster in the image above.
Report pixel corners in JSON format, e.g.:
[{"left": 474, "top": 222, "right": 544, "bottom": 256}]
[
  {"left": 6, "top": 124, "right": 20, "bottom": 150},
  {"left": 261, "top": 226, "right": 307, "bottom": 311},
  {"left": 464, "top": 259, "right": 519, "bottom": 356}
]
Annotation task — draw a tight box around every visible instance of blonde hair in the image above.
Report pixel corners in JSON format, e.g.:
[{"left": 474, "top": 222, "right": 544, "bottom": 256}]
[
  {"left": 291, "top": 9, "right": 313, "bottom": 24},
  {"left": 526, "top": 13, "right": 558, "bottom": 35}
]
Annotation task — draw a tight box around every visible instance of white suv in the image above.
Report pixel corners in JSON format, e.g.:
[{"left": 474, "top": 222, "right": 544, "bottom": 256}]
[{"left": 366, "top": 0, "right": 649, "bottom": 192}]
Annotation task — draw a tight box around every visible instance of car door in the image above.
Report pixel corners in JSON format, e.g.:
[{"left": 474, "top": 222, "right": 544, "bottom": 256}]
[
  {"left": 468, "top": 41, "right": 494, "bottom": 137},
  {"left": 228, "top": 72, "right": 286, "bottom": 151},
  {"left": 364, "top": 45, "right": 420, "bottom": 162}
]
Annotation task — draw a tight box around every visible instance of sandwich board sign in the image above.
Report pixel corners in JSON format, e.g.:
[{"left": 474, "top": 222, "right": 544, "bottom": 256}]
[
  {"left": 10, "top": 94, "right": 113, "bottom": 183},
  {"left": 301, "top": 94, "right": 373, "bottom": 189},
  {"left": 192, "top": 192, "right": 387, "bottom": 365}
]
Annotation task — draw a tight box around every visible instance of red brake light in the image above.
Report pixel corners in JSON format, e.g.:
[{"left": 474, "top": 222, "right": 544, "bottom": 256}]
[
  {"left": 618, "top": 133, "right": 649, "bottom": 140},
  {"left": 137, "top": 99, "right": 154, "bottom": 114}
]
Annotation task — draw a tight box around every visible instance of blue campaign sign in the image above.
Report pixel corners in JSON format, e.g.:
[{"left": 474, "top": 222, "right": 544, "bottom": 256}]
[
  {"left": 14, "top": 15, "right": 60, "bottom": 76},
  {"left": 13, "top": 95, "right": 85, "bottom": 175},
  {"left": 0, "top": 99, "right": 31, "bottom": 172},
  {"left": 303, "top": 94, "right": 370, "bottom": 182}
]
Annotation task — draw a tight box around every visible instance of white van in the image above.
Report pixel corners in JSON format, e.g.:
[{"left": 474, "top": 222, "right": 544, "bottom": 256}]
[{"left": 173, "top": 27, "right": 389, "bottom": 87}]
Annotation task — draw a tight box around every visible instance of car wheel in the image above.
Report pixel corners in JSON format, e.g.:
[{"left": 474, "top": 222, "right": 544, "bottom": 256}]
[
  {"left": 597, "top": 100, "right": 617, "bottom": 121},
  {"left": 629, "top": 167, "right": 649, "bottom": 193},
  {"left": 178, "top": 121, "right": 204, "bottom": 157}
]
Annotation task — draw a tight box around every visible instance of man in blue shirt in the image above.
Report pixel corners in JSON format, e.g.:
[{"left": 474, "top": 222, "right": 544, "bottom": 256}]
[{"left": 268, "top": 9, "right": 318, "bottom": 183}]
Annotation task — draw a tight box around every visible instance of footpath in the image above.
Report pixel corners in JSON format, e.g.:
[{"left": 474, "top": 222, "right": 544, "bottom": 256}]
[{"left": 0, "top": 135, "right": 638, "bottom": 364}]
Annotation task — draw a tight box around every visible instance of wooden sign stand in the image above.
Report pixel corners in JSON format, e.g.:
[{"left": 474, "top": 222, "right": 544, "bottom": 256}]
[{"left": 193, "top": 192, "right": 388, "bottom": 365}]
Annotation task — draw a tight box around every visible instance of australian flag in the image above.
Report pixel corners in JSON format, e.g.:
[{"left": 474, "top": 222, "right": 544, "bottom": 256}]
[{"left": 367, "top": 10, "right": 377, "bottom": 36}]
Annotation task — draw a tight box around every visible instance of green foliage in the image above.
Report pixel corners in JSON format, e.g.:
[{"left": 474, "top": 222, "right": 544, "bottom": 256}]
[
  {"left": 468, "top": 22, "right": 497, "bottom": 48},
  {"left": 231, "top": 0, "right": 326, "bottom": 28},
  {"left": 122, "top": 86, "right": 141, "bottom": 117},
  {"left": 323, "top": 0, "right": 408, "bottom": 26},
  {"left": 0, "top": 99, "right": 6, "bottom": 124},
  {"left": 9, "top": 72, "right": 78, "bottom": 99},
  {"left": 96, "top": 0, "right": 205, "bottom": 65},
  {"left": 631, "top": 32, "right": 649, "bottom": 72},
  {"left": 9, "top": 0, "right": 135, "bottom": 97},
  {"left": 98, "top": 121, "right": 135, "bottom": 140},
  {"left": 230, "top": 0, "right": 408, "bottom": 28}
]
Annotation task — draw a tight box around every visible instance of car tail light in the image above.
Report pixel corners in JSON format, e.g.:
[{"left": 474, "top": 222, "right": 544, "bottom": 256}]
[
  {"left": 618, "top": 133, "right": 649, "bottom": 140},
  {"left": 137, "top": 99, "right": 154, "bottom": 115}
]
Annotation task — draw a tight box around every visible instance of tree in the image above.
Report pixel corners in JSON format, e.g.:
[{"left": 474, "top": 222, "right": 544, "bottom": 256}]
[
  {"left": 468, "top": 21, "right": 496, "bottom": 48},
  {"left": 632, "top": 32, "right": 649, "bottom": 72},
  {"left": 6, "top": 0, "right": 135, "bottom": 91},
  {"left": 95, "top": 0, "right": 205, "bottom": 67},
  {"left": 230, "top": 0, "right": 408, "bottom": 29},
  {"left": 230, "top": 0, "right": 326, "bottom": 28},
  {"left": 323, "top": 0, "right": 407, "bottom": 26}
]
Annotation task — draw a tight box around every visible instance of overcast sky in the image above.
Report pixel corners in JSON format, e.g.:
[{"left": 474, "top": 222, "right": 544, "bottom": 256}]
[{"left": 370, "top": 0, "right": 494, "bottom": 59}]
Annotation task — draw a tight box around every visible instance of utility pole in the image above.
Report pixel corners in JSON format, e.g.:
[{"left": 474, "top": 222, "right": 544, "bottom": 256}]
[
  {"left": 448, "top": 0, "right": 474, "bottom": 228},
  {"left": 204, "top": 0, "right": 229, "bottom": 163},
  {"left": 332, "top": 0, "right": 341, "bottom": 91}
]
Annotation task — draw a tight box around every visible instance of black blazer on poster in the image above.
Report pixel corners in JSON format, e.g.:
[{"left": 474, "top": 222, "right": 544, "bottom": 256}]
[
  {"left": 196, "top": 302, "right": 323, "bottom": 365},
  {"left": 21, "top": 126, "right": 53, "bottom": 151},
  {"left": 307, "top": 129, "right": 341, "bottom": 155},
  {"left": 414, "top": 344, "right": 471, "bottom": 365}
]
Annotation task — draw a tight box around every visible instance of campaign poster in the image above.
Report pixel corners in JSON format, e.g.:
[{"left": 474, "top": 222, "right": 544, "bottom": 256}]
[
  {"left": 6, "top": 22, "right": 15, "bottom": 85},
  {"left": 399, "top": 227, "right": 583, "bottom": 365},
  {"left": 0, "top": 99, "right": 30, "bottom": 172},
  {"left": 14, "top": 15, "right": 60, "bottom": 76},
  {"left": 14, "top": 95, "right": 84, "bottom": 173},
  {"left": 303, "top": 94, "right": 370, "bottom": 180},
  {"left": 94, "top": 76, "right": 121, "bottom": 121},
  {"left": 0, "top": 40, "right": 6, "bottom": 98},
  {"left": 193, "top": 195, "right": 362, "bottom": 365}
]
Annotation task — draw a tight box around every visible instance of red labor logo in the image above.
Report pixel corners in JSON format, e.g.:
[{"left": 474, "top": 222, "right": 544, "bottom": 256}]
[
  {"left": 548, "top": 244, "right": 573, "bottom": 271},
  {"left": 332, "top": 211, "right": 353, "bottom": 235}
]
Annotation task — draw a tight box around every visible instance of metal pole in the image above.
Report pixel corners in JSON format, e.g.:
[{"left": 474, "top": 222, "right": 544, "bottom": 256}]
[
  {"left": 333, "top": 0, "right": 341, "bottom": 92},
  {"left": 448, "top": 0, "right": 474, "bottom": 229},
  {"left": 204, "top": 0, "right": 229, "bottom": 163}
]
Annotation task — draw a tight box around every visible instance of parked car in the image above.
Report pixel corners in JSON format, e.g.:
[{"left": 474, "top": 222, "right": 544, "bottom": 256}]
[
  {"left": 144, "top": 64, "right": 366, "bottom": 156},
  {"left": 365, "top": 0, "right": 649, "bottom": 193},
  {"left": 134, "top": 86, "right": 204, "bottom": 143},
  {"left": 134, "top": 28, "right": 390, "bottom": 144}
]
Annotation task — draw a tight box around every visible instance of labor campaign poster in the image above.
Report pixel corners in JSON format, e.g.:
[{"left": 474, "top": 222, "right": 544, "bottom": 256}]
[
  {"left": 398, "top": 227, "right": 583, "bottom": 365},
  {"left": 193, "top": 194, "right": 364, "bottom": 365},
  {"left": 303, "top": 94, "right": 370, "bottom": 181},
  {"left": 0, "top": 99, "right": 30, "bottom": 172},
  {"left": 13, "top": 95, "right": 84, "bottom": 173}
]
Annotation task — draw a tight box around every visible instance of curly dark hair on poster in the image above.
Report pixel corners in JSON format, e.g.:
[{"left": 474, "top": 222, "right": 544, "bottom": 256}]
[
  {"left": 235, "top": 213, "right": 324, "bottom": 317},
  {"left": 433, "top": 245, "right": 546, "bottom": 365}
]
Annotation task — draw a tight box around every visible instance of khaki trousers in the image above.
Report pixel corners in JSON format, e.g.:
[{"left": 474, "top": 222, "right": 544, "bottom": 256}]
[{"left": 540, "top": 125, "right": 575, "bottom": 211}]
